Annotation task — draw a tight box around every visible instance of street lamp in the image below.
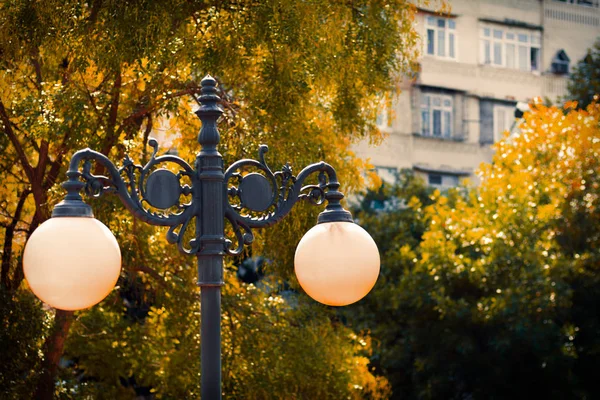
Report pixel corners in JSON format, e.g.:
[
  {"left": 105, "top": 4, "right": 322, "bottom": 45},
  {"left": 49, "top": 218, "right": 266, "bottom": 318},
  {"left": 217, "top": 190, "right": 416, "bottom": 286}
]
[{"left": 23, "top": 75, "right": 380, "bottom": 399}]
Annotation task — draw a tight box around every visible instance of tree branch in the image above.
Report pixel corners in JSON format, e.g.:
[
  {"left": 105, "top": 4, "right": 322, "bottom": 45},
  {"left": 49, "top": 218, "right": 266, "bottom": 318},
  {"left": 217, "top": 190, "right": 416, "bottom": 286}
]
[
  {"left": 43, "top": 127, "right": 72, "bottom": 190},
  {"left": 128, "top": 265, "right": 167, "bottom": 288},
  {"left": 141, "top": 114, "right": 153, "bottom": 164},
  {"left": 10, "top": 121, "right": 41, "bottom": 152},
  {"left": 0, "top": 98, "right": 35, "bottom": 182},
  {"left": 76, "top": 70, "right": 104, "bottom": 125},
  {"left": 0, "top": 224, "right": 30, "bottom": 233},
  {"left": 98, "top": 70, "right": 122, "bottom": 158},
  {"left": 107, "top": 71, "right": 121, "bottom": 135},
  {"left": 16, "top": 212, "right": 42, "bottom": 291},
  {"left": 34, "top": 310, "right": 74, "bottom": 400},
  {"left": 1, "top": 189, "right": 29, "bottom": 290},
  {"left": 29, "top": 47, "right": 44, "bottom": 88},
  {"left": 0, "top": 155, "right": 30, "bottom": 185},
  {"left": 87, "top": 0, "right": 103, "bottom": 24},
  {"left": 36, "top": 140, "right": 50, "bottom": 183}
]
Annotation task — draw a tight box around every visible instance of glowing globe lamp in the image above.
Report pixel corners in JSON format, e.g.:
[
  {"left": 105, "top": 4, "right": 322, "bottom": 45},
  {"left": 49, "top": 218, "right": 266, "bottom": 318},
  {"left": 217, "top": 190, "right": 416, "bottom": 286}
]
[
  {"left": 23, "top": 217, "right": 121, "bottom": 311},
  {"left": 294, "top": 221, "right": 380, "bottom": 306}
]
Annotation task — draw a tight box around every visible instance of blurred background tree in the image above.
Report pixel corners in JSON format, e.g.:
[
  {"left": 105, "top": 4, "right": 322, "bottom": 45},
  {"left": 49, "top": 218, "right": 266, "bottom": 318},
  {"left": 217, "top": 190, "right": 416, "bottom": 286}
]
[
  {"left": 567, "top": 39, "right": 600, "bottom": 109},
  {"left": 342, "top": 170, "right": 434, "bottom": 395},
  {"left": 0, "top": 0, "right": 422, "bottom": 398},
  {"left": 345, "top": 102, "right": 600, "bottom": 399}
]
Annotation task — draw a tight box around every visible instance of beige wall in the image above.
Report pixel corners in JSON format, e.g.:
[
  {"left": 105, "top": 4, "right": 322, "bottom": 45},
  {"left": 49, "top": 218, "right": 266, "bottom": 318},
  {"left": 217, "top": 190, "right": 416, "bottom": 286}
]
[
  {"left": 543, "top": 1, "right": 600, "bottom": 69},
  {"left": 353, "top": 128, "right": 494, "bottom": 172},
  {"left": 355, "top": 0, "right": 600, "bottom": 185}
]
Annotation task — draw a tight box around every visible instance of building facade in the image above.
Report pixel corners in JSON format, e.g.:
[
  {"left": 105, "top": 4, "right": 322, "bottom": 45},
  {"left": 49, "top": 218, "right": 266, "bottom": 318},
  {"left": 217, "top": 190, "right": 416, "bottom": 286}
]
[{"left": 355, "top": 0, "right": 600, "bottom": 189}]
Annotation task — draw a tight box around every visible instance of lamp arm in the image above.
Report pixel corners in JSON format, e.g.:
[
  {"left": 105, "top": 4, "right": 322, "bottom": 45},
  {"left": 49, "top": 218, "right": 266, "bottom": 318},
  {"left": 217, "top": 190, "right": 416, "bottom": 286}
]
[
  {"left": 55, "top": 139, "right": 200, "bottom": 255},
  {"left": 223, "top": 145, "right": 352, "bottom": 255}
]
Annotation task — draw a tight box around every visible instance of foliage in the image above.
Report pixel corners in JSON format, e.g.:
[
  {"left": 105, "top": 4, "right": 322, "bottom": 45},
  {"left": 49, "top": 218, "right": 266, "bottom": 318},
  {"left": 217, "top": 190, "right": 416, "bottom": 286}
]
[
  {"left": 0, "top": 289, "right": 50, "bottom": 398},
  {"left": 343, "top": 170, "right": 434, "bottom": 396},
  {"left": 59, "top": 252, "right": 391, "bottom": 399},
  {"left": 0, "top": 0, "right": 423, "bottom": 397},
  {"left": 567, "top": 40, "right": 600, "bottom": 109},
  {"left": 347, "top": 102, "right": 600, "bottom": 399},
  {"left": 220, "top": 283, "right": 390, "bottom": 399}
]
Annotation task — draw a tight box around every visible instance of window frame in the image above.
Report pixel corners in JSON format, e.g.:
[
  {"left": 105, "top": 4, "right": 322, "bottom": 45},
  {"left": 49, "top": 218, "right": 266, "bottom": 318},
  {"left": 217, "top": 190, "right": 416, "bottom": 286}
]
[
  {"left": 493, "top": 104, "right": 516, "bottom": 142},
  {"left": 554, "top": 0, "right": 599, "bottom": 7},
  {"left": 376, "top": 93, "right": 394, "bottom": 129},
  {"left": 479, "top": 25, "right": 541, "bottom": 73},
  {"left": 551, "top": 50, "right": 570, "bottom": 75},
  {"left": 425, "top": 16, "right": 458, "bottom": 61},
  {"left": 421, "top": 93, "right": 453, "bottom": 139},
  {"left": 428, "top": 173, "right": 460, "bottom": 188},
  {"left": 375, "top": 166, "right": 398, "bottom": 185}
]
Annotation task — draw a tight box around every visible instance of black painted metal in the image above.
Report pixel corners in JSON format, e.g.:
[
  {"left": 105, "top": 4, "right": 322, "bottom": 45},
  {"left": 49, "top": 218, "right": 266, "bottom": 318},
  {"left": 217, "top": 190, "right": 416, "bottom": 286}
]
[
  {"left": 201, "top": 286, "right": 221, "bottom": 399},
  {"left": 52, "top": 74, "right": 355, "bottom": 399},
  {"left": 145, "top": 169, "right": 181, "bottom": 209},
  {"left": 195, "top": 75, "right": 225, "bottom": 399},
  {"left": 52, "top": 172, "right": 94, "bottom": 218},
  {"left": 316, "top": 179, "right": 353, "bottom": 224},
  {"left": 238, "top": 172, "right": 273, "bottom": 212},
  {"left": 222, "top": 148, "right": 355, "bottom": 255}
]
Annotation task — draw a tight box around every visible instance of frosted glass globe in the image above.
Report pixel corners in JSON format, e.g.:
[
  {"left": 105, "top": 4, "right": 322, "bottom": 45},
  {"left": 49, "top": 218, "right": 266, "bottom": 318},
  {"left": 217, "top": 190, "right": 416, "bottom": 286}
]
[
  {"left": 23, "top": 217, "right": 121, "bottom": 310},
  {"left": 294, "top": 221, "right": 380, "bottom": 306}
]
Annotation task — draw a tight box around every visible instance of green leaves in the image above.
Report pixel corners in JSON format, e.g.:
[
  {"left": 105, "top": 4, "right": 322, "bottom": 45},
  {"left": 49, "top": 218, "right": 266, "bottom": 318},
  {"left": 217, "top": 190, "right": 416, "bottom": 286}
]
[
  {"left": 345, "top": 103, "right": 600, "bottom": 399},
  {"left": 0, "top": 289, "right": 49, "bottom": 398},
  {"left": 566, "top": 40, "right": 600, "bottom": 110},
  {"left": 1, "top": 0, "right": 422, "bottom": 397}
]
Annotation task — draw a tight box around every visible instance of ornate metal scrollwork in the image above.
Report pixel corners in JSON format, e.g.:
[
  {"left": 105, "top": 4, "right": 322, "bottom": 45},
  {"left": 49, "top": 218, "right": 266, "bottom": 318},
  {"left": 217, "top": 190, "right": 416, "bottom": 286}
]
[
  {"left": 64, "top": 138, "right": 199, "bottom": 255},
  {"left": 61, "top": 137, "right": 349, "bottom": 258},
  {"left": 223, "top": 145, "right": 343, "bottom": 255}
]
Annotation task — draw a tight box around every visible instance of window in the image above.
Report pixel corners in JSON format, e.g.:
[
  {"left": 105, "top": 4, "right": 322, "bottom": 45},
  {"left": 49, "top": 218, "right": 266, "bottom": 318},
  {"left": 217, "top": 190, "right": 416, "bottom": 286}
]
[
  {"left": 480, "top": 26, "right": 541, "bottom": 72},
  {"left": 376, "top": 93, "right": 393, "bottom": 128},
  {"left": 375, "top": 166, "right": 397, "bottom": 185},
  {"left": 421, "top": 94, "right": 453, "bottom": 138},
  {"left": 493, "top": 104, "right": 515, "bottom": 141},
  {"left": 428, "top": 173, "right": 459, "bottom": 188},
  {"left": 551, "top": 49, "right": 570, "bottom": 75},
  {"left": 554, "top": 0, "right": 599, "bottom": 7},
  {"left": 428, "top": 174, "right": 442, "bottom": 185},
  {"left": 425, "top": 16, "right": 457, "bottom": 60}
]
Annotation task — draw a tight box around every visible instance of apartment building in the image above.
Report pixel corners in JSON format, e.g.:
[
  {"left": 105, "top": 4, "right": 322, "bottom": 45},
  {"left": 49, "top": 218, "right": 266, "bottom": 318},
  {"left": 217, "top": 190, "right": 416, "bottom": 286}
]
[{"left": 355, "top": 0, "right": 600, "bottom": 188}]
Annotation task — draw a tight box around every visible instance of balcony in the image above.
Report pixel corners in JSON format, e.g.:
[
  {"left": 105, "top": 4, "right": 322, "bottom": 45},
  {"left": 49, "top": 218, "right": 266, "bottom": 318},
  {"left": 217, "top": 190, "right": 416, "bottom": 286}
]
[{"left": 418, "top": 57, "right": 543, "bottom": 100}]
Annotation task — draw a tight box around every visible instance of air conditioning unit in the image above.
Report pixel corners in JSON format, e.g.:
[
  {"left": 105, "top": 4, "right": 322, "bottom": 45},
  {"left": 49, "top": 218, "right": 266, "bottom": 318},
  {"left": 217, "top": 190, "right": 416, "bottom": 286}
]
[{"left": 551, "top": 62, "right": 569, "bottom": 75}]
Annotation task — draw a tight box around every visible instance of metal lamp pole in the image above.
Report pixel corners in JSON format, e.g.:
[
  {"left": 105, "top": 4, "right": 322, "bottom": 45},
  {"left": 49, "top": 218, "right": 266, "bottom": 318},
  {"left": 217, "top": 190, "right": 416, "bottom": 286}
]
[{"left": 50, "top": 75, "right": 354, "bottom": 399}]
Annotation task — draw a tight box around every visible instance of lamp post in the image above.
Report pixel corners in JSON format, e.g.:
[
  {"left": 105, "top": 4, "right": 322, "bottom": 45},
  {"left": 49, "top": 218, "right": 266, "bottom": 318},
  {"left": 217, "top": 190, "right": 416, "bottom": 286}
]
[{"left": 22, "top": 75, "right": 380, "bottom": 399}]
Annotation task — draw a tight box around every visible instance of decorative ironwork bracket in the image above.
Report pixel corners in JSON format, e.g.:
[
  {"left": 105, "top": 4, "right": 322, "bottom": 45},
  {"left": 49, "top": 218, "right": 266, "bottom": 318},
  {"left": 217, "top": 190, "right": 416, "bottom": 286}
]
[
  {"left": 53, "top": 75, "right": 352, "bottom": 259},
  {"left": 53, "top": 139, "right": 199, "bottom": 254},
  {"left": 222, "top": 145, "right": 351, "bottom": 255}
]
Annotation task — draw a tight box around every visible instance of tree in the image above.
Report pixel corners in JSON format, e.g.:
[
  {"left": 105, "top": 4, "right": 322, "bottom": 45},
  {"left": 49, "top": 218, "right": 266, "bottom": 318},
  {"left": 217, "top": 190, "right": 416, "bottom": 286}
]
[
  {"left": 342, "top": 170, "right": 439, "bottom": 397},
  {"left": 0, "top": 0, "right": 420, "bottom": 397},
  {"left": 347, "top": 101, "right": 600, "bottom": 398},
  {"left": 567, "top": 40, "right": 600, "bottom": 109}
]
